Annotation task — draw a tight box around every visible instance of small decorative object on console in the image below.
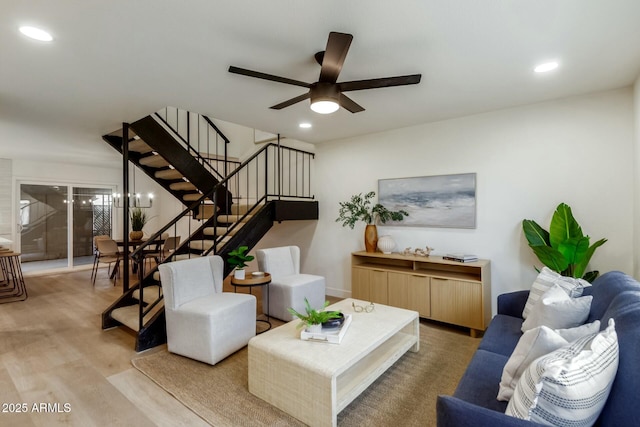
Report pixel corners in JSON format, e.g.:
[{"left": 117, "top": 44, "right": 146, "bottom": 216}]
[
  {"left": 403, "top": 246, "right": 434, "bottom": 257},
  {"left": 443, "top": 253, "right": 478, "bottom": 263},
  {"left": 377, "top": 235, "right": 396, "bottom": 254}
]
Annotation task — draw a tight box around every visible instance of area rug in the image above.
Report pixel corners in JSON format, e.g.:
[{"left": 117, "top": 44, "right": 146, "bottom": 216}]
[{"left": 132, "top": 321, "right": 478, "bottom": 426}]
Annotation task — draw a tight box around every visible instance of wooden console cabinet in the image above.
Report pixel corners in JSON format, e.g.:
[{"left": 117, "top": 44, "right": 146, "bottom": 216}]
[{"left": 351, "top": 251, "right": 491, "bottom": 337}]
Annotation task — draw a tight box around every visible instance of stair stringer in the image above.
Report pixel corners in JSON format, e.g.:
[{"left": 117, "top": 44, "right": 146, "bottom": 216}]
[{"left": 129, "top": 115, "right": 219, "bottom": 195}]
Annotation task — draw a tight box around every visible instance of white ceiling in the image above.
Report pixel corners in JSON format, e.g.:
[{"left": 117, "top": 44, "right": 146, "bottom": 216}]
[{"left": 3, "top": 1, "right": 640, "bottom": 164}]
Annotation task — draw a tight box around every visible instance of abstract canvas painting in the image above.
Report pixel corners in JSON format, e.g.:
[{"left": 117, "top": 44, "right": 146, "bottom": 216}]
[{"left": 378, "top": 173, "right": 476, "bottom": 228}]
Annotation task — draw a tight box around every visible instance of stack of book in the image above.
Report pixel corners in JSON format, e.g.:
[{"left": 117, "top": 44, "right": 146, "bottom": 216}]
[{"left": 443, "top": 253, "right": 478, "bottom": 263}]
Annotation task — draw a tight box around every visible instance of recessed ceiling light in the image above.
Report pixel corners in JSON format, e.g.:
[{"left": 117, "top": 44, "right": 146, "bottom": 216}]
[
  {"left": 299, "top": 123, "right": 312, "bottom": 129},
  {"left": 19, "top": 26, "right": 53, "bottom": 42},
  {"left": 534, "top": 62, "right": 559, "bottom": 73}
]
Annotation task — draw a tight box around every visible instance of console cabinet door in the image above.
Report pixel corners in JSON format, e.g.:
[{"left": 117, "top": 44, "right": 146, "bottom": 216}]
[
  {"left": 387, "top": 272, "right": 408, "bottom": 309},
  {"left": 407, "top": 275, "right": 430, "bottom": 317},
  {"left": 370, "top": 269, "right": 389, "bottom": 304},
  {"left": 430, "top": 277, "right": 483, "bottom": 329},
  {"left": 351, "top": 267, "right": 371, "bottom": 301}
]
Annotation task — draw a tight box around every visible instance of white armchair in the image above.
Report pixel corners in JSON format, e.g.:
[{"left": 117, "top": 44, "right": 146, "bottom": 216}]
[
  {"left": 256, "top": 246, "right": 325, "bottom": 321},
  {"left": 158, "top": 256, "right": 256, "bottom": 365}
]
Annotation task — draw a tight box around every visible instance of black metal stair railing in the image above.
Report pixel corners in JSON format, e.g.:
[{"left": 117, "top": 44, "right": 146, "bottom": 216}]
[
  {"left": 154, "top": 107, "right": 241, "bottom": 181},
  {"left": 126, "top": 140, "right": 315, "bottom": 333}
]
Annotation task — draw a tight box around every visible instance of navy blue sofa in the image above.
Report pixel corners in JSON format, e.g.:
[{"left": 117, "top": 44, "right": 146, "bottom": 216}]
[{"left": 437, "top": 271, "right": 640, "bottom": 427}]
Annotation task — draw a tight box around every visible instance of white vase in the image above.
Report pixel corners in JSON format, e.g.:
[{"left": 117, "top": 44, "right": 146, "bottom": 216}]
[
  {"left": 234, "top": 269, "right": 245, "bottom": 280},
  {"left": 377, "top": 235, "right": 396, "bottom": 254},
  {"left": 306, "top": 323, "right": 322, "bottom": 334}
]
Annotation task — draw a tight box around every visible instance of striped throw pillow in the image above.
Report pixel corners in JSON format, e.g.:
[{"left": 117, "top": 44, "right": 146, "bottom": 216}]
[
  {"left": 522, "top": 267, "right": 590, "bottom": 320},
  {"left": 506, "top": 318, "right": 619, "bottom": 426}
]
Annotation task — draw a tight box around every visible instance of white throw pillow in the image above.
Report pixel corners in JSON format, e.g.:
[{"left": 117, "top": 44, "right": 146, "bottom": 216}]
[
  {"left": 506, "top": 319, "right": 619, "bottom": 426},
  {"left": 521, "top": 284, "right": 592, "bottom": 332},
  {"left": 497, "top": 320, "right": 600, "bottom": 401},
  {"left": 522, "top": 267, "right": 590, "bottom": 320}
]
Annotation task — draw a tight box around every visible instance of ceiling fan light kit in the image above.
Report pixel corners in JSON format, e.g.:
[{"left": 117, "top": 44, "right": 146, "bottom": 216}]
[
  {"left": 310, "top": 82, "right": 340, "bottom": 114},
  {"left": 229, "top": 31, "right": 421, "bottom": 115}
]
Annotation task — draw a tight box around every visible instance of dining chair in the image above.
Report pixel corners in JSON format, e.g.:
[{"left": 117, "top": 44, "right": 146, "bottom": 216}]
[
  {"left": 90, "top": 235, "right": 111, "bottom": 284},
  {"left": 143, "top": 233, "right": 178, "bottom": 268},
  {"left": 93, "top": 238, "right": 121, "bottom": 286}
]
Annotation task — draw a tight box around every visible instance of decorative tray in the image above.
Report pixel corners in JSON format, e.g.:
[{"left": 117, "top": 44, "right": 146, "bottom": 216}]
[{"left": 300, "top": 314, "right": 352, "bottom": 344}]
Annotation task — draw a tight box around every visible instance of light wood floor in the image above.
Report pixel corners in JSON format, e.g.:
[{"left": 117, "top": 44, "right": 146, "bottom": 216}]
[{"left": 0, "top": 266, "right": 256, "bottom": 426}]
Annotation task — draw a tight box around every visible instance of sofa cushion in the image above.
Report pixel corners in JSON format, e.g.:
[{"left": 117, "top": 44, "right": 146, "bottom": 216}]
[
  {"left": 478, "top": 314, "right": 524, "bottom": 357},
  {"left": 597, "top": 291, "right": 640, "bottom": 426},
  {"left": 497, "top": 321, "right": 600, "bottom": 401},
  {"left": 521, "top": 284, "right": 592, "bottom": 332},
  {"left": 453, "top": 349, "right": 509, "bottom": 414},
  {"left": 506, "top": 319, "right": 619, "bottom": 426},
  {"left": 522, "top": 267, "right": 588, "bottom": 319},
  {"left": 587, "top": 271, "right": 640, "bottom": 323}
]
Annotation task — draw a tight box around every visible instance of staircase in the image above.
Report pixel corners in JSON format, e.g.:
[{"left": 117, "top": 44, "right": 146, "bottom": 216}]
[{"left": 100, "top": 107, "right": 318, "bottom": 351}]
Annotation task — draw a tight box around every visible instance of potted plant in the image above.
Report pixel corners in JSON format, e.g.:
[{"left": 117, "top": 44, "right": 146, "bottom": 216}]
[
  {"left": 522, "top": 202, "right": 607, "bottom": 282},
  {"left": 130, "top": 207, "right": 149, "bottom": 241},
  {"left": 227, "top": 245, "right": 254, "bottom": 279},
  {"left": 288, "top": 298, "right": 343, "bottom": 333},
  {"left": 336, "top": 191, "right": 408, "bottom": 252}
]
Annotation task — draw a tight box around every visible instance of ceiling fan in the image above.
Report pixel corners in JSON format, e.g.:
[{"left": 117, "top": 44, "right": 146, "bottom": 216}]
[{"left": 228, "top": 31, "right": 422, "bottom": 114}]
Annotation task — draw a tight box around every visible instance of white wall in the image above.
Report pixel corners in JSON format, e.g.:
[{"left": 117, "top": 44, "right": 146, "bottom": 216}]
[{"left": 305, "top": 88, "right": 634, "bottom": 312}]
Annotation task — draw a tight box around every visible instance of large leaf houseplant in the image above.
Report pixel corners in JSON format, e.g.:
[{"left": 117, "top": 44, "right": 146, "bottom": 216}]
[{"left": 522, "top": 202, "right": 607, "bottom": 282}]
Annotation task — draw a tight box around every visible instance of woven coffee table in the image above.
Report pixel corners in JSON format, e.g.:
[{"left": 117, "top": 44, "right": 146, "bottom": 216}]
[{"left": 248, "top": 298, "right": 419, "bottom": 427}]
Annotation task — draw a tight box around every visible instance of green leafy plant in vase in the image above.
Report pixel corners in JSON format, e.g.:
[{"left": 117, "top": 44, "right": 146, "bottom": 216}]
[
  {"left": 129, "top": 207, "right": 149, "bottom": 240},
  {"left": 336, "top": 191, "right": 408, "bottom": 252},
  {"left": 522, "top": 202, "right": 607, "bottom": 282},
  {"left": 227, "top": 245, "right": 254, "bottom": 279},
  {"left": 288, "top": 298, "right": 342, "bottom": 333}
]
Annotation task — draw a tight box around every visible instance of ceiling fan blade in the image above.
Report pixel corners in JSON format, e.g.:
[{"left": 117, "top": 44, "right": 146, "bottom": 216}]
[
  {"left": 319, "top": 32, "right": 353, "bottom": 83},
  {"left": 340, "top": 94, "right": 365, "bottom": 113},
  {"left": 229, "top": 66, "right": 311, "bottom": 89},
  {"left": 339, "top": 74, "right": 422, "bottom": 92},
  {"left": 269, "top": 92, "right": 311, "bottom": 110}
]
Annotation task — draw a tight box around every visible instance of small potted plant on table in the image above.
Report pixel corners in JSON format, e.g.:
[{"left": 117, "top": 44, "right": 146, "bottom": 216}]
[
  {"left": 227, "top": 245, "right": 254, "bottom": 279},
  {"left": 288, "top": 298, "right": 343, "bottom": 333},
  {"left": 130, "top": 207, "right": 149, "bottom": 241}
]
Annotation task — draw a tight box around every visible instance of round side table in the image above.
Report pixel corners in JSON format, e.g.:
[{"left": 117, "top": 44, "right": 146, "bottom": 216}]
[{"left": 231, "top": 272, "right": 271, "bottom": 333}]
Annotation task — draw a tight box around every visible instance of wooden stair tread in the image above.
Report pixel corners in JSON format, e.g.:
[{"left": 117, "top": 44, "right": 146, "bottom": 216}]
[
  {"left": 132, "top": 285, "right": 162, "bottom": 304},
  {"left": 111, "top": 303, "right": 163, "bottom": 332},
  {"left": 216, "top": 214, "right": 252, "bottom": 223},
  {"left": 203, "top": 227, "right": 237, "bottom": 237},
  {"left": 140, "top": 155, "right": 170, "bottom": 168},
  {"left": 173, "top": 253, "right": 202, "bottom": 261},
  {"left": 231, "top": 204, "right": 253, "bottom": 215},
  {"left": 169, "top": 181, "right": 196, "bottom": 191},
  {"left": 188, "top": 240, "right": 215, "bottom": 251},
  {"left": 155, "top": 169, "right": 183, "bottom": 180},
  {"left": 128, "top": 139, "right": 153, "bottom": 154},
  {"left": 183, "top": 193, "right": 209, "bottom": 201}
]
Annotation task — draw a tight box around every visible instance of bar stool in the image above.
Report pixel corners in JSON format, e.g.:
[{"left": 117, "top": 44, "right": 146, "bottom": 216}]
[{"left": 0, "top": 252, "right": 28, "bottom": 303}]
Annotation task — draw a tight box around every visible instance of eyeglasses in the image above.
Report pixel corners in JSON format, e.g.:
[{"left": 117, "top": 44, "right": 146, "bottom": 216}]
[{"left": 352, "top": 301, "right": 375, "bottom": 313}]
